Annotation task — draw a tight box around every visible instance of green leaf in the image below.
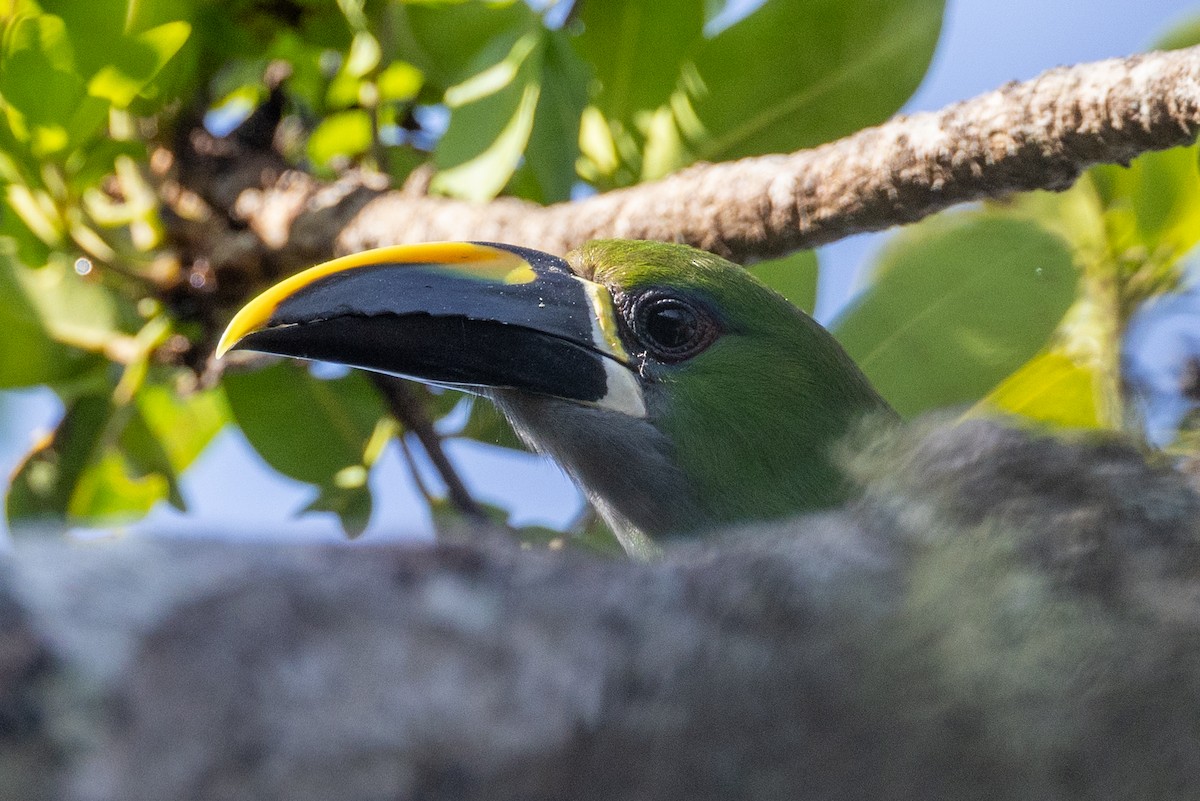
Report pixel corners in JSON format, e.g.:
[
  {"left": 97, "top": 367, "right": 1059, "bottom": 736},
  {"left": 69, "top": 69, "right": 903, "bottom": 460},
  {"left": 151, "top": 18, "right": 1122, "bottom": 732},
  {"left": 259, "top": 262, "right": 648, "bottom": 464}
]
[
  {"left": 981, "top": 349, "right": 1113, "bottom": 430},
  {"left": 0, "top": 242, "right": 106, "bottom": 388},
  {"left": 684, "top": 0, "right": 944, "bottom": 160},
  {"left": 12, "top": 250, "right": 128, "bottom": 352},
  {"left": 134, "top": 381, "right": 229, "bottom": 473},
  {"left": 0, "top": 13, "right": 89, "bottom": 154},
  {"left": 395, "top": 0, "right": 534, "bottom": 87},
  {"left": 575, "top": 0, "right": 704, "bottom": 123},
  {"left": 6, "top": 391, "right": 170, "bottom": 528},
  {"left": 307, "top": 109, "right": 374, "bottom": 168},
  {"left": 432, "top": 31, "right": 542, "bottom": 200},
  {"left": 7, "top": 393, "right": 111, "bottom": 527},
  {"left": 832, "top": 216, "right": 1077, "bottom": 418},
  {"left": 432, "top": 25, "right": 588, "bottom": 202},
  {"left": 68, "top": 449, "right": 169, "bottom": 522},
  {"left": 519, "top": 30, "right": 587, "bottom": 202},
  {"left": 1091, "top": 144, "right": 1200, "bottom": 266},
  {"left": 377, "top": 60, "right": 424, "bottom": 102},
  {"left": 748, "top": 249, "right": 818, "bottom": 315},
  {"left": 223, "top": 362, "right": 385, "bottom": 487},
  {"left": 306, "top": 480, "right": 373, "bottom": 538},
  {"left": 85, "top": 20, "right": 191, "bottom": 108},
  {"left": 1154, "top": 12, "right": 1200, "bottom": 51}
]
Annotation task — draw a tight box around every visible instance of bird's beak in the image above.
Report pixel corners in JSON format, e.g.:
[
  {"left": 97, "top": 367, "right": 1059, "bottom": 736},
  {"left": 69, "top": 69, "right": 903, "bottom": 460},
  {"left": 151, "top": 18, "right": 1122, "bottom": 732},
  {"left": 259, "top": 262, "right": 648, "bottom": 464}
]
[{"left": 217, "top": 241, "right": 646, "bottom": 417}]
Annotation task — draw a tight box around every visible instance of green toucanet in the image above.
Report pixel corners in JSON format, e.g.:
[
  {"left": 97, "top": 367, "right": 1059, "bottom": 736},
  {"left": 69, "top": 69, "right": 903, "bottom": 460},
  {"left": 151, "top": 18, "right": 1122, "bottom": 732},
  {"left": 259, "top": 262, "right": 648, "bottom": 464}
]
[{"left": 219, "top": 240, "right": 892, "bottom": 552}]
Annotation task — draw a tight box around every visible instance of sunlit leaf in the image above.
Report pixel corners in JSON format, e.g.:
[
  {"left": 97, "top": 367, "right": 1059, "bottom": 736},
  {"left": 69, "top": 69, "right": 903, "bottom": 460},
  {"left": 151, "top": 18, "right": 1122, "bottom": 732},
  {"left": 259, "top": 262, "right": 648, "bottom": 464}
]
[
  {"left": 16, "top": 251, "right": 128, "bottom": 352},
  {"left": 833, "top": 216, "right": 1077, "bottom": 417},
  {"left": 308, "top": 109, "right": 374, "bottom": 168},
  {"left": 134, "top": 379, "right": 230, "bottom": 475},
  {"left": 343, "top": 30, "right": 380, "bottom": 78},
  {"left": 0, "top": 243, "right": 106, "bottom": 388},
  {"left": 0, "top": 12, "right": 89, "bottom": 154},
  {"left": 981, "top": 349, "right": 1113, "bottom": 430},
  {"left": 86, "top": 21, "right": 192, "bottom": 108},
  {"left": 68, "top": 449, "right": 169, "bottom": 522},
  {"left": 1091, "top": 144, "right": 1200, "bottom": 268},
  {"left": 684, "top": 0, "right": 944, "bottom": 160},
  {"left": 377, "top": 60, "right": 424, "bottom": 102},
  {"left": 432, "top": 31, "right": 541, "bottom": 200}
]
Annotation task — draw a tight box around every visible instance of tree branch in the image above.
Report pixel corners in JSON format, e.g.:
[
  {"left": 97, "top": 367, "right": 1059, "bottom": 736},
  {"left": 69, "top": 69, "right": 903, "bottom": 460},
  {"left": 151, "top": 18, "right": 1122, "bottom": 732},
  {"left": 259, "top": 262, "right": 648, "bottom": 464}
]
[
  {"left": 369, "top": 374, "right": 489, "bottom": 525},
  {"left": 178, "top": 46, "right": 1200, "bottom": 275},
  {"left": 8, "top": 420, "right": 1200, "bottom": 800}
]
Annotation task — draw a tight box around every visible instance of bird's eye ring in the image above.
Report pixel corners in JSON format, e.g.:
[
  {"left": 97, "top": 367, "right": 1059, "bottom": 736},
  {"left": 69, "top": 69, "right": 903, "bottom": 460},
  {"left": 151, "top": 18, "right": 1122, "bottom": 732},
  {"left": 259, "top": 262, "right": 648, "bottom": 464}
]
[{"left": 621, "top": 290, "right": 719, "bottom": 363}]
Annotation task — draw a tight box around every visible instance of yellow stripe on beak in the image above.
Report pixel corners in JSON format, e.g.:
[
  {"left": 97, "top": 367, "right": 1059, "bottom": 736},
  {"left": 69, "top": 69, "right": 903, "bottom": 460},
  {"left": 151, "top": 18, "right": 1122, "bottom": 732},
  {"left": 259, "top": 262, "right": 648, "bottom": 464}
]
[{"left": 216, "top": 242, "right": 534, "bottom": 358}]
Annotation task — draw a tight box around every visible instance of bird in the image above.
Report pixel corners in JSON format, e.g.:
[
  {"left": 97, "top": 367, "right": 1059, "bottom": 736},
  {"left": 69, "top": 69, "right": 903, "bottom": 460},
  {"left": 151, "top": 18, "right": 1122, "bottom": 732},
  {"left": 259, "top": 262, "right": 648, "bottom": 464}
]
[{"left": 218, "top": 239, "right": 893, "bottom": 554}]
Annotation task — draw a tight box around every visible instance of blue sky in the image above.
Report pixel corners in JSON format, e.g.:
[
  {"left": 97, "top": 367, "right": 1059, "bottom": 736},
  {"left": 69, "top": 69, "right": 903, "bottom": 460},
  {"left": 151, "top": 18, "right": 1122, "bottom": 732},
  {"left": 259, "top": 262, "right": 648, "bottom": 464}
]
[{"left": 3, "top": 0, "right": 1198, "bottom": 542}]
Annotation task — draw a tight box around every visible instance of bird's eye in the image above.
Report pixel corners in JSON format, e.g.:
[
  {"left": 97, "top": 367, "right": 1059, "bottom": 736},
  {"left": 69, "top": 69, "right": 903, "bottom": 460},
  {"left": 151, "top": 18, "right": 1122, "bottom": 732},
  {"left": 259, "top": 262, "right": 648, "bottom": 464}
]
[{"left": 624, "top": 291, "right": 719, "bottom": 363}]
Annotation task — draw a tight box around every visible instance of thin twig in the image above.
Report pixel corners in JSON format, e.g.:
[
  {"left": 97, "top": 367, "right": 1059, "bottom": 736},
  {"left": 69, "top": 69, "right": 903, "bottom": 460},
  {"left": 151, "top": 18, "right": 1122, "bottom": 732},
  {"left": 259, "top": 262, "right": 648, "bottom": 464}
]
[{"left": 370, "top": 374, "right": 488, "bottom": 523}]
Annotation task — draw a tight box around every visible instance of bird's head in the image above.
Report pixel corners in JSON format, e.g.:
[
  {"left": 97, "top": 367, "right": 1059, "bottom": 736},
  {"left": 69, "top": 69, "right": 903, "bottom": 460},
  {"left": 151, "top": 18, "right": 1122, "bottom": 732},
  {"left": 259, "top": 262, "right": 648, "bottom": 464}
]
[{"left": 219, "top": 239, "right": 890, "bottom": 552}]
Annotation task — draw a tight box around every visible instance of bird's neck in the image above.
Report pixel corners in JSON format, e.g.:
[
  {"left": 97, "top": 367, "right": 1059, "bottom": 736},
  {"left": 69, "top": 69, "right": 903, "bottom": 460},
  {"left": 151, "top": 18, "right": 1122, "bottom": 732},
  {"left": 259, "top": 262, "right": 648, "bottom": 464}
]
[
  {"left": 494, "top": 392, "right": 708, "bottom": 553},
  {"left": 496, "top": 374, "right": 892, "bottom": 548}
]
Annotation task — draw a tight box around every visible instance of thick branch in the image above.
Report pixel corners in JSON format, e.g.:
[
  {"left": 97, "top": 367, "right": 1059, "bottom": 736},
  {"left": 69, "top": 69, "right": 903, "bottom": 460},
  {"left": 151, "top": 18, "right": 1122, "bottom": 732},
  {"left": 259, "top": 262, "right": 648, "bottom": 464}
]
[
  {"left": 7, "top": 420, "right": 1200, "bottom": 800},
  {"left": 185, "top": 46, "right": 1200, "bottom": 272}
]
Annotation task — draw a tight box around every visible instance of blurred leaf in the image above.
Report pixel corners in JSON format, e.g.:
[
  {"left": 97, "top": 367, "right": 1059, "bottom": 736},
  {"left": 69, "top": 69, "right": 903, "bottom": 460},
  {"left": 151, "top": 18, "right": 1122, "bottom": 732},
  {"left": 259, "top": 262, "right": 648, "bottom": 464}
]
[
  {"left": 981, "top": 349, "right": 1112, "bottom": 430},
  {"left": 833, "top": 216, "right": 1077, "bottom": 418},
  {"left": 343, "top": 30, "right": 380, "bottom": 78},
  {"left": 307, "top": 109, "right": 373, "bottom": 168},
  {"left": 6, "top": 390, "right": 170, "bottom": 527},
  {"left": 684, "top": 0, "right": 944, "bottom": 160},
  {"left": 223, "top": 361, "right": 384, "bottom": 487},
  {"left": 1154, "top": 12, "right": 1200, "bottom": 51},
  {"left": 377, "top": 60, "right": 424, "bottom": 102},
  {"left": 119, "top": 406, "right": 186, "bottom": 509},
  {"left": 0, "top": 242, "right": 106, "bottom": 388},
  {"left": 16, "top": 251, "right": 128, "bottom": 352},
  {"left": 135, "top": 381, "right": 229, "bottom": 471},
  {"left": 520, "top": 29, "right": 587, "bottom": 202},
  {"left": 6, "top": 183, "right": 63, "bottom": 246},
  {"left": 307, "top": 480, "right": 373, "bottom": 537},
  {"left": 575, "top": 0, "right": 703, "bottom": 123},
  {"left": 68, "top": 449, "right": 169, "bottom": 521},
  {"left": 749, "top": 249, "right": 818, "bottom": 315},
  {"left": 1091, "top": 144, "right": 1200, "bottom": 267},
  {"left": 86, "top": 20, "right": 192, "bottom": 108},
  {"left": 7, "top": 393, "right": 110, "bottom": 527},
  {"left": 0, "top": 12, "right": 89, "bottom": 154},
  {"left": 395, "top": 0, "right": 533, "bottom": 87},
  {"left": 432, "top": 31, "right": 541, "bottom": 200}
]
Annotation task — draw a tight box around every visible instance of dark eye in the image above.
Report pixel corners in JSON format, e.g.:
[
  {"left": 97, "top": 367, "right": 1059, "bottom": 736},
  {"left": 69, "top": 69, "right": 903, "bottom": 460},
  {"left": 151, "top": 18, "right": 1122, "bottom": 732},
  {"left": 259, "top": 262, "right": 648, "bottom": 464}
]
[{"left": 625, "top": 291, "right": 719, "bottom": 363}]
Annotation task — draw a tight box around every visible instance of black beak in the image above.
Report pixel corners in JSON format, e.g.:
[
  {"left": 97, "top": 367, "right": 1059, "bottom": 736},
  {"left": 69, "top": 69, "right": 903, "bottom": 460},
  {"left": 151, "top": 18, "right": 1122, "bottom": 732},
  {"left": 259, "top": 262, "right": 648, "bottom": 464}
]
[{"left": 218, "top": 242, "right": 645, "bottom": 417}]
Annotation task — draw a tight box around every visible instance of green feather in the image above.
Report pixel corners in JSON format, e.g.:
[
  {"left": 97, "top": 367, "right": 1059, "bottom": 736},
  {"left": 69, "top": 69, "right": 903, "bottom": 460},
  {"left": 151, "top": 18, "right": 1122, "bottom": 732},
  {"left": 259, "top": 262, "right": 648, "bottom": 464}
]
[{"left": 566, "top": 240, "right": 893, "bottom": 536}]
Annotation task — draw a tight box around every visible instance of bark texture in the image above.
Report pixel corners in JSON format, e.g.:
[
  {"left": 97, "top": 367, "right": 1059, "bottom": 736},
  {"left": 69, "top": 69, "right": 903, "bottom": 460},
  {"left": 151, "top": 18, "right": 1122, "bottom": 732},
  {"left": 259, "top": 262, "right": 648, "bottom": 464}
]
[
  {"left": 176, "top": 46, "right": 1200, "bottom": 277},
  {"left": 5, "top": 420, "right": 1200, "bottom": 800}
]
